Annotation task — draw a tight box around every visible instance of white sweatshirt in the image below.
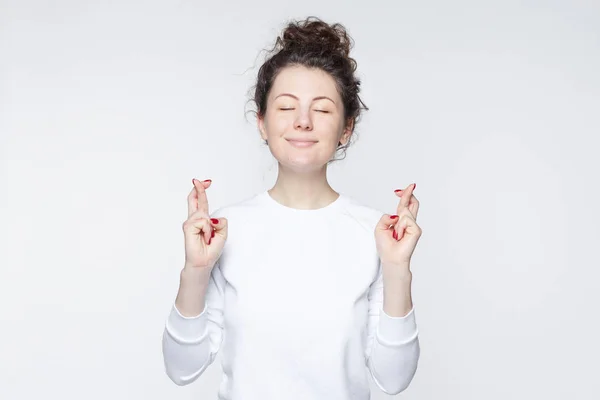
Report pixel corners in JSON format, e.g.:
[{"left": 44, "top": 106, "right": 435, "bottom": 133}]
[{"left": 162, "top": 191, "right": 420, "bottom": 399}]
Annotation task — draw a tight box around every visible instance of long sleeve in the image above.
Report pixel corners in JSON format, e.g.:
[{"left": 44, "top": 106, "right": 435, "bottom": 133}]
[
  {"left": 365, "top": 262, "right": 420, "bottom": 395},
  {"left": 162, "top": 260, "right": 226, "bottom": 386}
]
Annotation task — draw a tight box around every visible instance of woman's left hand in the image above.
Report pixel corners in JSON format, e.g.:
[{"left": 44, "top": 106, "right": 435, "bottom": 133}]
[{"left": 374, "top": 183, "right": 423, "bottom": 269}]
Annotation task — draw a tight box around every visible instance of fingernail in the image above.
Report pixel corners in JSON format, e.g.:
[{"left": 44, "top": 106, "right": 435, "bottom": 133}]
[
  {"left": 203, "top": 179, "right": 212, "bottom": 183},
  {"left": 393, "top": 230, "right": 398, "bottom": 240},
  {"left": 208, "top": 237, "right": 212, "bottom": 245},
  {"left": 394, "top": 189, "right": 403, "bottom": 193},
  {"left": 390, "top": 215, "right": 398, "bottom": 219},
  {"left": 211, "top": 229, "right": 215, "bottom": 238},
  {"left": 412, "top": 183, "right": 416, "bottom": 190},
  {"left": 192, "top": 178, "right": 197, "bottom": 185},
  {"left": 210, "top": 218, "right": 219, "bottom": 224}
]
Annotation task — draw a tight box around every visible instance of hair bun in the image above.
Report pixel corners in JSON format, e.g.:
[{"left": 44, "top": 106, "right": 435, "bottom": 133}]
[{"left": 278, "top": 17, "right": 353, "bottom": 58}]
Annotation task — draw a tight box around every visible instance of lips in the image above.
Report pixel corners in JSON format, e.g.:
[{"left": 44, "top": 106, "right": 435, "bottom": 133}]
[{"left": 286, "top": 139, "right": 317, "bottom": 148}]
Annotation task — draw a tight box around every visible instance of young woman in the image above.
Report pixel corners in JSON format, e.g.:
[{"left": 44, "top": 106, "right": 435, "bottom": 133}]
[{"left": 162, "top": 16, "right": 422, "bottom": 400}]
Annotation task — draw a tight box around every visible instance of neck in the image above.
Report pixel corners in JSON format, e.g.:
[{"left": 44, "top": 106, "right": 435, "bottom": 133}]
[{"left": 268, "top": 164, "right": 339, "bottom": 210}]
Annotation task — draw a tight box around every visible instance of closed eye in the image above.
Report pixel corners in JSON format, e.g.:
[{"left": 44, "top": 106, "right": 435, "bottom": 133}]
[{"left": 278, "top": 108, "right": 329, "bottom": 113}]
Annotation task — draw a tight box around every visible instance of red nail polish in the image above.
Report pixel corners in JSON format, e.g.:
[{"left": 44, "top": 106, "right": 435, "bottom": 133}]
[
  {"left": 394, "top": 189, "right": 403, "bottom": 193},
  {"left": 390, "top": 215, "right": 398, "bottom": 219},
  {"left": 211, "top": 218, "right": 219, "bottom": 224},
  {"left": 203, "top": 179, "right": 212, "bottom": 183},
  {"left": 413, "top": 183, "right": 416, "bottom": 190},
  {"left": 211, "top": 229, "right": 215, "bottom": 238},
  {"left": 393, "top": 230, "right": 398, "bottom": 240},
  {"left": 208, "top": 237, "right": 211, "bottom": 245}
]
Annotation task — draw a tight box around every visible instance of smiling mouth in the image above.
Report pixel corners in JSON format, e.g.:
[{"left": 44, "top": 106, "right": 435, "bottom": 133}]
[{"left": 286, "top": 139, "right": 318, "bottom": 148}]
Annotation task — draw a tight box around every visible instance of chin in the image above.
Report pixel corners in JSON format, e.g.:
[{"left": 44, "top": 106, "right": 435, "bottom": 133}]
[
  {"left": 279, "top": 155, "right": 331, "bottom": 171},
  {"left": 269, "top": 144, "right": 336, "bottom": 170}
]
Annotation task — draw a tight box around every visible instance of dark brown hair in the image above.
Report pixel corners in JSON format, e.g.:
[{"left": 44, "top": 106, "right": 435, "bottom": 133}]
[{"left": 248, "top": 16, "right": 368, "bottom": 162}]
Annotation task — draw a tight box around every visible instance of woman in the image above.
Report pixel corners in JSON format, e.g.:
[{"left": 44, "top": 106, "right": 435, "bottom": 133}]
[{"left": 162, "top": 17, "right": 422, "bottom": 400}]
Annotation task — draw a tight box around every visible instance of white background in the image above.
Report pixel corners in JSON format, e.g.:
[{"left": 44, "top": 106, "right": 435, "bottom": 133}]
[{"left": 1, "top": 0, "right": 599, "bottom": 399}]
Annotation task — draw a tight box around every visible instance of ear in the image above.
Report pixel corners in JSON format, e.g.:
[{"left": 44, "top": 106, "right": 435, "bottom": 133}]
[
  {"left": 340, "top": 118, "right": 354, "bottom": 145},
  {"left": 257, "top": 114, "right": 268, "bottom": 141}
]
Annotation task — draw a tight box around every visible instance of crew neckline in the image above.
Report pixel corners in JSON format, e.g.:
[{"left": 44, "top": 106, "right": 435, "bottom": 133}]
[{"left": 260, "top": 190, "right": 348, "bottom": 214}]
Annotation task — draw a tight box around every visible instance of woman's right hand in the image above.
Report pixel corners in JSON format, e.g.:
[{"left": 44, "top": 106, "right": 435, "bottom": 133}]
[{"left": 182, "top": 178, "right": 228, "bottom": 270}]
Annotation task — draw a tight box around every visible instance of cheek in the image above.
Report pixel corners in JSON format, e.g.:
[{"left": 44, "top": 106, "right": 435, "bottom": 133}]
[
  {"left": 266, "top": 113, "right": 291, "bottom": 134},
  {"left": 319, "top": 117, "right": 344, "bottom": 138}
]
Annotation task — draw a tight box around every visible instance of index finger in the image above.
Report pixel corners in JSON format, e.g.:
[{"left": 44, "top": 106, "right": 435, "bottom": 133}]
[
  {"left": 188, "top": 179, "right": 211, "bottom": 217},
  {"left": 394, "top": 189, "right": 420, "bottom": 220},
  {"left": 396, "top": 183, "right": 416, "bottom": 214}
]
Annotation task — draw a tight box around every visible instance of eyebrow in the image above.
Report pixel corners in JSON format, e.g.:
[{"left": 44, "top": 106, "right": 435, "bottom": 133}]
[{"left": 274, "top": 93, "right": 336, "bottom": 105}]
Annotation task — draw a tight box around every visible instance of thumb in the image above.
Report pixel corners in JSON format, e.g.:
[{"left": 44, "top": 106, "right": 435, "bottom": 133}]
[
  {"left": 209, "top": 216, "right": 228, "bottom": 241},
  {"left": 375, "top": 213, "right": 399, "bottom": 234}
]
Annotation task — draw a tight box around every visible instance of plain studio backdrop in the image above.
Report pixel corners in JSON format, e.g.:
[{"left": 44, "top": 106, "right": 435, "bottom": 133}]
[{"left": 1, "top": 0, "right": 599, "bottom": 399}]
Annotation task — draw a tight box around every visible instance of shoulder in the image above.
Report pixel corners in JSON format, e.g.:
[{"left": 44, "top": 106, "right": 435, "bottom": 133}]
[
  {"left": 208, "top": 192, "right": 265, "bottom": 220},
  {"left": 338, "top": 194, "right": 386, "bottom": 232}
]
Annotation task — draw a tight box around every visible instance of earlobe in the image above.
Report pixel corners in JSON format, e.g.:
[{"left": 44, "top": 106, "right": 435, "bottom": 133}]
[
  {"left": 257, "top": 116, "right": 267, "bottom": 141},
  {"left": 340, "top": 128, "right": 352, "bottom": 146},
  {"left": 340, "top": 119, "right": 354, "bottom": 146}
]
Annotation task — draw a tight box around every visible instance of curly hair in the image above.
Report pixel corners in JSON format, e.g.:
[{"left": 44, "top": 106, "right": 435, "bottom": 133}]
[{"left": 248, "top": 16, "right": 369, "bottom": 162}]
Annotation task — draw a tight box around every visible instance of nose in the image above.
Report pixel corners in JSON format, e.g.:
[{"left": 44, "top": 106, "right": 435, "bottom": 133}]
[{"left": 294, "top": 110, "right": 313, "bottom": 131}]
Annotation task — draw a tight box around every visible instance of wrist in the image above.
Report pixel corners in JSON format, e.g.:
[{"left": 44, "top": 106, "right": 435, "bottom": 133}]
[
  {"left": 181, "top": 264, "right": 213, "bottom": 283},
  {"left": 382, "top": 263, "right": 412, "bottom": 279}
]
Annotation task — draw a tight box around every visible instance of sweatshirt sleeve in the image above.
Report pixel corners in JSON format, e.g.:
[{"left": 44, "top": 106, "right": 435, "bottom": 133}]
[
  {"left": 162, "top": 260, "right": 226, "bottom": 386},
  {"left": 364, "top": 262, "right": 420, "bottom": 395}
]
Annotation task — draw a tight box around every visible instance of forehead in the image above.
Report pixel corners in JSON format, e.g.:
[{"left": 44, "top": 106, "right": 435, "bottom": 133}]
[{"left": 269, "top": 66, "right": 340, "bottom": 100}]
